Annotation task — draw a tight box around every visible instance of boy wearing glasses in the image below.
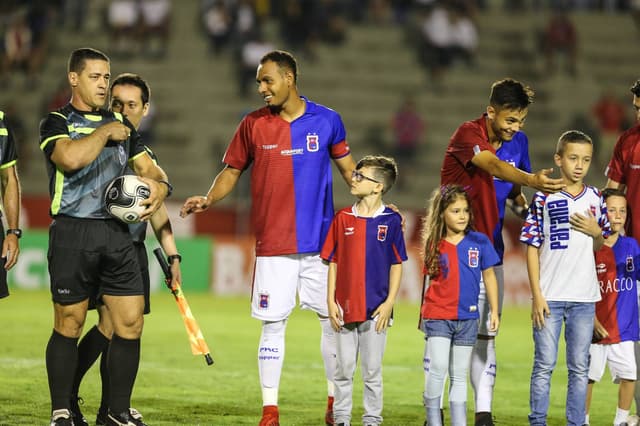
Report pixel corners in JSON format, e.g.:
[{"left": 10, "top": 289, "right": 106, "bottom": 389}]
[{"left": 321, "top": 155, "right": 408, "bottom": 426}]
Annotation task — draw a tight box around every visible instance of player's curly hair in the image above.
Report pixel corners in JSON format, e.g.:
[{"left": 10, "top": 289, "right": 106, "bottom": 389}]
[{"left": 421, "top": 185, "right": 474, "bottom": 277}]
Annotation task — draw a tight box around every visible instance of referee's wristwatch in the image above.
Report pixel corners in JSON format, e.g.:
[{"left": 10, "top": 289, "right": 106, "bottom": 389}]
[
  {"left": 6, "top": 228, "right": 22, "bottom": 238},
  {"left": 167, "top": 254, "right": 182, "bottom": 264}
]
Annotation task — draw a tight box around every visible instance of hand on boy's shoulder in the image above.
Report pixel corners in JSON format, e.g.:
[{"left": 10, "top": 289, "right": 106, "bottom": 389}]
[{"left": 386, "top": 203, "right": 405, "bottom": 232}]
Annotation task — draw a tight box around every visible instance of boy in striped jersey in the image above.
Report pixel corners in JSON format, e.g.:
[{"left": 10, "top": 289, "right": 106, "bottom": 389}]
[{"left": 584, "top": 188, "right": 640, "bottom": 426}]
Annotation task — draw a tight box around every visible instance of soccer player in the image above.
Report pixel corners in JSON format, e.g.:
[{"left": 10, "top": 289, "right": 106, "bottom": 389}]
[
  {"left": 69, "top": 73, "right": 182, "bottom": 426},
  {"left": 420, "top": 185, "right": 500, "bottom": 426},
  {"left": 605, "top": 79, "right": 640, "bottom": 417},
  {"left": 321, "top": 155, "right": 407, "bottom": 426},
  {"left": 40, "top": 48, "right": 171, "bottom": 426},
  {"left": 520, "top": 130, "right": 610, "bottom": 426},
  {"left": 180, "top": 50, "right": 356, "bottom": 426},
  {"left": 0, "top": 109, "right": 21, "bottom": 299},
  {"left": 584, "top": 188, "right": 640, "bottom": 426},
  {"left": 439, "top": 78, "right": 563, "bottom": 425}
]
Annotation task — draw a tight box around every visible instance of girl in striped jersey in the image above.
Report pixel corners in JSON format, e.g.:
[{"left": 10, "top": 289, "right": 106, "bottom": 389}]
[{"left": 420, "top": 185, "right": 500, "bottom": 426}]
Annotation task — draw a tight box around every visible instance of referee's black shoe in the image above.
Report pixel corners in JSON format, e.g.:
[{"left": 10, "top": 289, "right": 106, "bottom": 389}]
[
  {"left": 105, "top": 410, "right": 148, "bottom": 426},
  {"left": 69, "top": 396, "right": 89, "bottom": 426}
]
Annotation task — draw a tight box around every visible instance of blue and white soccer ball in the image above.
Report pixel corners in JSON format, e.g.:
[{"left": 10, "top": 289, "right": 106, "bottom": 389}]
[{"left": 104, "top": 175, "right": 150, "bottom": 224}]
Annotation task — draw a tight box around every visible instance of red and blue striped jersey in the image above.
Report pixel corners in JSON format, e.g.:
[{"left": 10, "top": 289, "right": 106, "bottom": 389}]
[
  {"left": 320, "top": 205, "right": 407, "bottom": 324},
  {"left": 224, "top": 98, "right": 351, "bottom": 256},
  {"left": 421, "top": 232, "right": 499, "bottom": 320},
  {"left": 441, "top": 115, "right": 500, "bottom": 244},
  {"left": 594, "top": 236, "right": 640, "bottom": 344}
]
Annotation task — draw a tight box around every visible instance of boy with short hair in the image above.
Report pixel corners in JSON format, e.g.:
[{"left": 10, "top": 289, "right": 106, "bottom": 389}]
[
  {"left": 520, "top": 130, "right": 611, "bottom": 426},
  {"left": 584, "top": 188, "right": 640, "bottom": 426},
  {"left": 321, "top": 155, "right": 407, "bottom": 426}
]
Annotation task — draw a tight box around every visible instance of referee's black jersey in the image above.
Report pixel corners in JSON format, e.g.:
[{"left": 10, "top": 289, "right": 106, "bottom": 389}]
[
  {"left": 0, "top": 111, "right": 18, "bottom": 170},
  {"left": 39, "top": 104, "right": 146, "bottom": 219}
]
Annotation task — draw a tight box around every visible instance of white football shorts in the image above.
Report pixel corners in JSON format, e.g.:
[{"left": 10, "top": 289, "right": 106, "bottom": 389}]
[
  {"left": 588, "top": 340, "right": 637, "bottom": 383},
  {"left": 478, "top": 264, "right": 504, "bottom": 336},
  {"left": 251, "top": 253, "right": 328, "bottom": 321}
]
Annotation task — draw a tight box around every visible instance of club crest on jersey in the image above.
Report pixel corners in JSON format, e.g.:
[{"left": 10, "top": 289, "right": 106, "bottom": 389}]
[
  {"left": 258, "top": 293, "right": 269, "bottom": 309},
  {"left": 306, "top": 133, "right": 319, "bottom": 152},
  {"left": 468, "top": 248, "right": 479, "bottom": 268},
  {"left": 627, "top": 255, "right": 635, "bottom": 272},
  {"left": 377, "top": 225, "right": 388, "bottom": 241}
]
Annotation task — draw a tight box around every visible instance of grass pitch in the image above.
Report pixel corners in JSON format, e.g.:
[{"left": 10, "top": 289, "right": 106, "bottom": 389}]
[{"left": 0, "top": 289, "right": 622, "bottom": 425}]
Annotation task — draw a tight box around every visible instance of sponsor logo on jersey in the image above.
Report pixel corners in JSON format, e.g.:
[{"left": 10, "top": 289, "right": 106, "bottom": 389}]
[
  {"left": 468, "top": 247, "right": 479, "bottom": 268},
  {"left": 259, "top": 292, "right": 269, "bottom": 309},
  {"left": 600, "top": 277, "right": 635, "bottom": 293},
  {"left": 306, "top": 133, "right": 319, "bottom": 152},
  {"left": 280, "top": 148, "right": 304, "bottom": 156},
  {"left": 344, "top": 226, "right": 354, "bottom": 236},
  {"left": 548, "top": 198, "right": 570, "bottom": 250},
  {"left": 627, "top": 255, "right": 635, "bottom": 272},
  {"left": 469, "top": 305, "right": 477, "bottom": 312},
  {"left": 630, "top": 164, "right": 640, "bottom": 169},
  {"left": 589, "top": 204, "right": 597, "bottom": 216},
  {"left": 261, "top": 144, "right": 278, "bottom": 150},
  {"left": 377, "top": 225, "right": 388, "bottom": 241},
  {"left": 596, "top": 262, "right": 607, "bottom": 274}
]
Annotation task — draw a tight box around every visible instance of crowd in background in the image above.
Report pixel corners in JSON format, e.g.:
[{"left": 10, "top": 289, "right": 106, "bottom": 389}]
[{"left": 1, "top": 0, "right": 638, "bottom": 180}]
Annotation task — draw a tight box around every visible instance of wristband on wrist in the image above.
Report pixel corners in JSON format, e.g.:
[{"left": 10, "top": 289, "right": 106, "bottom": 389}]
[
  {"left": 159, "top": 180, "right": 173, "bottom": 197},
  {"left": 167, "top": 254, "right": 182, "bottom": 264}
]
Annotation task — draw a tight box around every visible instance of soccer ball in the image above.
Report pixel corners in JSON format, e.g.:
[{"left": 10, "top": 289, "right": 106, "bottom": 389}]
[{"left": 104, "top": 175, "right": 150, "bottom": 224}]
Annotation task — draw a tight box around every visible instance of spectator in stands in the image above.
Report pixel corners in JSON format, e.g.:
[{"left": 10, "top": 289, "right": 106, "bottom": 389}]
[
  {"left": 2, "top": 11, "right": 33, "bottom": 81},
  {"left": 391, "top": 95, "right": 425, "bottom": 179},
  {"left": 448, "top": 2, "right": 478, "bottom": 68},
  {"left": 139, "top": 0, "right": 172, "bottom": 59},
  {"left": 418, "top": 1, "right": 478, "bottom": 89},
  {"left": 592, "top": 89, "right": 628, "bottom": 168},
  {"left": 317, "top": 0, "right": 348, "bottom": 46},
  {"left": 541, "top": 9, "right": 577, "bottom": 77},
  {"left": 202, "top": 0, "right": 233, "bottom": 55},
  {"left": 236, "top": 28, "right": 274, "bottom": 97},
  {"left": 418, "top": 2, "right": 453, "bottom": 89},
  {"left": 279, "top": 0, "right": 317, "bottom": 60},
  {"left": 106, "top": 0, "right": 140, "bottom": 58}
]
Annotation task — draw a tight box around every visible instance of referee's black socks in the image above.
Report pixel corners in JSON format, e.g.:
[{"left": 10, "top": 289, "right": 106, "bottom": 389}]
[
  {"left": 108, "top": 334, "right": 141, "bottom": 415},
  {"left": 46, "top": 329, "right": 79, "bottom": 411},
  {"left": 72, "top": 325, "right": 110, "bottom": 396}
]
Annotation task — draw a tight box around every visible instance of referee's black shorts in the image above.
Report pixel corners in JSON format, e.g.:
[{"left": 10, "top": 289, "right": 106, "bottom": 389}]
[
  {"left": 134, "top": 241, "right": 151, "bottom": 314},
  {"left": 0, "top": 223, "right": 7, "bottom": 299},
  {"left": 48, "top": 216, "right": 143, "bottom": 305}
]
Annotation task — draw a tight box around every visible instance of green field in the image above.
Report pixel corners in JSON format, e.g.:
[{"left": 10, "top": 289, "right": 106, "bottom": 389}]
[{"left": 0, "top": 289, "right": 622, "bottom": 425}]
